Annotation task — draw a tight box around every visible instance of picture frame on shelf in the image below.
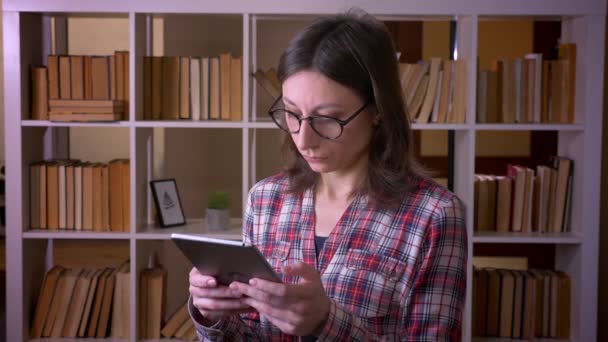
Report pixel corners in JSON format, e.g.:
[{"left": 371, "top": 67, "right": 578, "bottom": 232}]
[{"left": 150, "top": 179, "right": 186, "bottom": 228}]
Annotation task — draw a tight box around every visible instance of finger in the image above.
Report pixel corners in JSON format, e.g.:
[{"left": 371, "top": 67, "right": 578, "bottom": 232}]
[
  {"left": 230, "top": 281, "right": 282, "bottom": 305},
  {"left": 190, "top": 284, "right": 242, "bottom": 299},
  {"left": 189, "top": 268, "right": 218, "bottom": 287},
  {"left": 243, "top": 297, "right": 301, "bottom": 335},
  {"left": 283, "top": 261, "right": 319, "bottom": 282},
  {"left": 193, "top": 296, "right": 251, "bottom": 312}
]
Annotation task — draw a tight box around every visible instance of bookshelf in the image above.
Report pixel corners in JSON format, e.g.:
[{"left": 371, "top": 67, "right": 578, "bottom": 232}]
[{"left": 3, "top": 1, "right": 605, "bottom": 341}]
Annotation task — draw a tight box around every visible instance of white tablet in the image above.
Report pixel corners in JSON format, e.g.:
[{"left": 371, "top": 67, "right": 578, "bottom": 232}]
[{"left": 170, "top": 233, "right": 282, "bottom": 286}]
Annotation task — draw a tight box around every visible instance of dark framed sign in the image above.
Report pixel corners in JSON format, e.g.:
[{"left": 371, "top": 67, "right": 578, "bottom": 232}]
[{"left": 150, "top": 178, "right": 186, "bottom": 228}]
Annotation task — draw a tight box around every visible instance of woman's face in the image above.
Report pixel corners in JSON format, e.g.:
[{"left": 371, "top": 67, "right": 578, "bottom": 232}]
[{"left": 281, "top": 70, "right": 376, "bottom": 175}]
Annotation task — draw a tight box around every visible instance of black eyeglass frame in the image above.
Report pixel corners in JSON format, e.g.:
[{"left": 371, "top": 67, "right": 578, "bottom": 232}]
[{"left": 268, "top": 95, "right": 369, "bottom": 140}]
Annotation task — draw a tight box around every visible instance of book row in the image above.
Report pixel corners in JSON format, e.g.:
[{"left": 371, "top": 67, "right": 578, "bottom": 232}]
[
  {"left": 29, "top": 159, "right": 131, "bottom": 232},
  {"left": 474, "top": 156, "right": 573, "bottom": 233},
  {"left": 142, "top": 54, "right": 243, "bottom": 122},
  {"left": 30, "top": 262, "right": 131, "bottom": 339},
  {"left": 477, "top": 43, "right": 576, "bottom": 124},
  {"left": 29, "top": 262, "right": 196, "bottom": 340},
  {"left": 31, "top": 52, "right": 130, "bottom": 120},
  {"left": 399, "top": 58, "right": 468, "bottom": 124},
  {"left": 472, "top": 267, "right": 570, "bottom": 339}
]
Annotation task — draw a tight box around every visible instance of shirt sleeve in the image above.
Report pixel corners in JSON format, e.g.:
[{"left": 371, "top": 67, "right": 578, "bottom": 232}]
[{"left": 316, "top": 195, "right": 468, "bottom": 341}]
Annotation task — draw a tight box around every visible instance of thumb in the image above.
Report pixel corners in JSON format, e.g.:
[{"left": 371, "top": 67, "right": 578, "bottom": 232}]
[{"left": 283, "top": 261, "right": 318, "bottom": 281}]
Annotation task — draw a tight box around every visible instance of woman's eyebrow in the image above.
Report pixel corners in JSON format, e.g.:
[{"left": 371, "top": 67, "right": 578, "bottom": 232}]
[{"left": 282, "top": 96, "right": 345, "bottom": 112}]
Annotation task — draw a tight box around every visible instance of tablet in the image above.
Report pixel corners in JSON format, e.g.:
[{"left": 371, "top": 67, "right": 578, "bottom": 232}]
[{"left": 170, "top": 233, "right": 282, "bottom": 286}]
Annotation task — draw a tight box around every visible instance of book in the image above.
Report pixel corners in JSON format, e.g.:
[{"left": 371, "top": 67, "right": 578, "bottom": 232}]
[
  {"left": 161, "top": 301, "right": 190, "bottom": 338},
  {"left": 30, "top": 266, "right": 66, "bottom": 338},
  {"left": 31, "top": 66, "right": 48, "bottom": 119},
  {"left": 77, "top": 269, "right": 103, "bottom": 337}
]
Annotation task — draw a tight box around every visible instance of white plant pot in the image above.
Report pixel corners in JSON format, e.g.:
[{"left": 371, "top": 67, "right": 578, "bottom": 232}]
[{"left": 206, "top": 208, "right": 230, "bottom": 231}]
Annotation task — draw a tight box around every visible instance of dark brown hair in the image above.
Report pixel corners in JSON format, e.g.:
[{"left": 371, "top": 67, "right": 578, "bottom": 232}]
[{"left": 277, "top": 9, "right": 425, "bottom": 207}]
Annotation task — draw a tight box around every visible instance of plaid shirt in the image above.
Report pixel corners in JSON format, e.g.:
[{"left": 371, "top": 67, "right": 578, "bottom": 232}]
[{"left": 192, "top": 173, "right": 467, "bottom": 341}]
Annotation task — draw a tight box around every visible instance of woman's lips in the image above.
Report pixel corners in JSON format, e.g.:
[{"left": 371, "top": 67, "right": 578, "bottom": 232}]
[{"left": 302, "top": 155, "right": 327, "bottom": 163}]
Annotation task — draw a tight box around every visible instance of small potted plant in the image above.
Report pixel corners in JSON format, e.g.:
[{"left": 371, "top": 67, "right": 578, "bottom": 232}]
[{"left": 206, "top": 191, "right": 230, "bottom": 231}]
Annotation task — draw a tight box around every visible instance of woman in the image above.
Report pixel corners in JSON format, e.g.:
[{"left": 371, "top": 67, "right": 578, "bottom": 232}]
[{"left": 189, "top": 10, "right": 467, "bottom": 341}]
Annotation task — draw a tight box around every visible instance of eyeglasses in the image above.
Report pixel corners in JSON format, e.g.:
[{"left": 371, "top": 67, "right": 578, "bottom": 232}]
[{"left": 268, "top": 96, "right": 369, "bottom": 140}]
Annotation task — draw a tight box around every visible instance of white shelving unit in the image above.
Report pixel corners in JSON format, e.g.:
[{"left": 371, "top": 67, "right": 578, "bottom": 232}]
[{"left": 3, "top": 1, "right": 605, "bottom": 341}]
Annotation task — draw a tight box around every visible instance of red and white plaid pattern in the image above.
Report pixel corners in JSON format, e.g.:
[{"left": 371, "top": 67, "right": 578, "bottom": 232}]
[{"left": 193, "top": 173, "right": 467, "bottom": 341}]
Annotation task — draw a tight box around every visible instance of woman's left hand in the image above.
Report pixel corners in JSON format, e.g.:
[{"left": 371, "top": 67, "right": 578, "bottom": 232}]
[{"left": 230, "top": 261, "right": 330, "bottom": 336}]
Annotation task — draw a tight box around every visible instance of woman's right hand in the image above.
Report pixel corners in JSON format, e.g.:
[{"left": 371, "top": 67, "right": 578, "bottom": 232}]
[{"left": 189, "top": 267, "right": 255, "bottom": 324}]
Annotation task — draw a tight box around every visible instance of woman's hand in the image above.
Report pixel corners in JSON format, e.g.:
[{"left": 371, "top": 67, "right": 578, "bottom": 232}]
[
  {"left": 189, "top": 267, "right": 255, "bottom": 324},
  {"left": 231, "top": 261, "right": 330, "bottom": 336}
]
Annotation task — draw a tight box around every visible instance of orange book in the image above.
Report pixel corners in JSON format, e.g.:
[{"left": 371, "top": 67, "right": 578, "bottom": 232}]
[
  {"left": 47, "top": 55, "right": 60, "bottom": 99},
  {"left": 179, "top": 56, "right": 191, "bottom": 119},
  {"left": 59, "top": 56, "right": 71, "bottom": 99},
  {"left": 46, "top": 163, "right": 60, "bottom": 230},
  {"left": 109, "top": 159, "right": 124, "bottom": 232},
  {"left": 31, "top": 66, "right": 49, "bottom": 119},
  {"left": 70, "top": 55, "right": 84, "bottom": 99},
  {"left": 91, "top": 56, "right": 110, "bottom": 100},
  {"left": 230, "top": 56, "right": 243, "bottom": 121},
  {"left": 162, "top": 56, "right": 180, "bottom": 120}
]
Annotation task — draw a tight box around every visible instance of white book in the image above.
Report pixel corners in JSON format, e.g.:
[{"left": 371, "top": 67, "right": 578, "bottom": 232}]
[
  {"left": 525, "top": 53, "right": 543, "bottom": 123},
  {"left": 416, "top": 58, "right": 442, "bottom": 124},
  {"left": 513, "top": 58, "right": 522, "bottom": 123},
  {"left": 201, "top": 57, "right": 210, "bottom": 120},
  {"left": 431, "top": 70, "right": 443, "bottom": 123},
  {"left": 74, "top": 165, "right": 83, "bottom": 230},
  {"left": 190, "top": 57, "right": 201, "bottom": 121}
]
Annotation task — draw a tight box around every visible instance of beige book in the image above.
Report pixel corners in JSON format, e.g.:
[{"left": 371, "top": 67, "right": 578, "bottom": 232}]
[
  {"left": 66, "top": 163, "right": 75, "bottom": 229},
  {"left": 254, "top": 69, "right": 280, "bottom": 100},
  {"left": 82, "top": 163, "right": 94, "bottom": 230},
  {"left": 200, "top": 57, "right": 210, "bottom": 119},
  {"left": 230, "top": 56, "right": 242, "bottom": 121},
  {"left": 62, "top": 269, "right": 93, "bottom": 337},
  {"left": 190, "top": 57, "right": 201, "bottom": 121},
  {"left": 408, "top": 74, "right": 429, "bottom": 121},
  {"left": 144, "top": 267, "right": 167, "bottom": 339},
  {"left": 111, "top": 261, "right": 130, "bottom": 338},
  {"left": 87, "top": 268, "right": 112, "bottom": 337},
  {"left": 92, "top": 164, "right": 103, "bottom": 231},
  {"left": 101, "top": 164, "right": 110, "bottom": 230},
  {"left": 46, "top": 163, "right": 60, "bottom": 230},
  {"left": 209, "top": 57, "right": 221, "bottom": 119},
  {"left": 39, "top": 162, "right": 48, "bottom": 229},
  {"left": 109, "top": 159, "right": 124, "bottom": 232},
  {"left": 161, "top": 302, "right": 190, "bottom": 337},
  {"left": 74, "top": 163, "right": 83, "bottom": 230},
  {"left": 416, "top": 58, "right": 442, "bottom": 124},
  {"left": 77, "top": 269, "right": 103, "bottom": 337},
  {"left": 436, "top": 60, "right": 453, "bottom": 123},
  {"left": 58, "top": 162, "right": 67, "bottom": 229},
  {"left": 219, "top": 53, "right": 232, "bottom": 120},
  {"left": 95, "top": 269, "right": 116, "bottom": 338},
  {"left": 174, "top": 317, "right": 194, "bottom": 340},
  {"left": 30, "top": 265, "right": 66, "bottom": 338},
  {"left": 495, "top": 176, "right": 512, "bottom": 232},
  {"left": 50, "top": 269, "right": 82, "bottom": 337}
]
